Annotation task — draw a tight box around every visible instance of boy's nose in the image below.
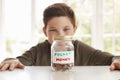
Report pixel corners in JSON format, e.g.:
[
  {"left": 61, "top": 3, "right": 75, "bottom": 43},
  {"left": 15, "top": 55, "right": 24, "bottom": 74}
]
[{"left": 58, "top": 30, "right": 64, "bottom": 36}]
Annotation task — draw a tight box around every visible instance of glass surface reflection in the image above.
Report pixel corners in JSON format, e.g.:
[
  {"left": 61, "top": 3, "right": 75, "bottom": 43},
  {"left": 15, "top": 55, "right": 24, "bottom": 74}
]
[{"left": 50, "top": 71, "right": 75, "bottom": 80}]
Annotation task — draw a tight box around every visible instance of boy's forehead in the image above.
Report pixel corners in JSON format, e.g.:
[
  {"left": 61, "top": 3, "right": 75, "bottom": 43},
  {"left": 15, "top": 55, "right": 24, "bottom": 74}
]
[
  {"left": 48, "top": 26, "right": 72, "bottom": 29},
  {"left": 47, "top": 17, "right": 73, "bottom": 27}
]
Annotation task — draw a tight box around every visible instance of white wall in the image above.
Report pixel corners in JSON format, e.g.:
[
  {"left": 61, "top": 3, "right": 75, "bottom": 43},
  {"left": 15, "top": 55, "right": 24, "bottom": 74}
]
[{"left": 0, "top": 0, "right": 7, "bottom": 62}]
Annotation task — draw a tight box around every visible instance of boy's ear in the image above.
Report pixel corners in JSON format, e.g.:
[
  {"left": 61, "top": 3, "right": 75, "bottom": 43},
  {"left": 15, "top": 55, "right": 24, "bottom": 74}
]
[
  {"left": 74, "top": 26, "right": 77, "bottom": 33},
  {"left": 43, "top": 27, "right": 47, "bottom": 37}
]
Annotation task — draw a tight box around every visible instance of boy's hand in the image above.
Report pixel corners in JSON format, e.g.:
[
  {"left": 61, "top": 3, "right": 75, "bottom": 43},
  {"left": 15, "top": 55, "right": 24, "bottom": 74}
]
[
  {"left": 0, "top": 59, "right": 24, "bottom": 71},
  {"left": 110, "top": 57, "right": 120, "bottom": 71}
]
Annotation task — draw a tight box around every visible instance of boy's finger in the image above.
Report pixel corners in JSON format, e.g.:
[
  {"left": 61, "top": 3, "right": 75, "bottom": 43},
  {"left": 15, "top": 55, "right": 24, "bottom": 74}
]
[
  {"left": 0, "top": 63, "right": 3, "bottom": 69},
  {"left": 1, "top": 63, "right": 10, "bottom": 71},
  {"left": 9, "top": 63, "right": 17, "bottom": 71},
  {"left": 17, "top": 63, "right": 25, "bottom": 69},
  {"left": 110, "top": 63, "right": 115, "bottom": 71},
  {"left": 114, "top": 62, "right": 120, "bottom": 70},
  {"left": 0, "top": 62, "right": 5, "bottom": 69}
]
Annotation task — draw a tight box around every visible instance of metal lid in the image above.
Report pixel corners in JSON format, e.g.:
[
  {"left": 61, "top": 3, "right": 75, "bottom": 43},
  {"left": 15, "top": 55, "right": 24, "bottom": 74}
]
[{"left": 54, "top": 36, "right": 72, "bottom": 40}]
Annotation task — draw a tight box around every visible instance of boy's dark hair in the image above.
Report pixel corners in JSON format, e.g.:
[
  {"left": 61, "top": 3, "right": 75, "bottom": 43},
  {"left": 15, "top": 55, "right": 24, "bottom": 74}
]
[{"left": 43, "top": 3, "right": 76, "bottom": 27}]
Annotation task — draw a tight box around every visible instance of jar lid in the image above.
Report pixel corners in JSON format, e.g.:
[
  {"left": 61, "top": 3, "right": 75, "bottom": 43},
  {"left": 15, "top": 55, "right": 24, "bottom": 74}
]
[{"left": 54, "top": 36, "right": 72, "bottom": 40}]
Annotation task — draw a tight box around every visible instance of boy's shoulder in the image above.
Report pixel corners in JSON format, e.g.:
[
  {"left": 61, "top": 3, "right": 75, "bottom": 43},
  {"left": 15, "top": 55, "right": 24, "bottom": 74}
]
[
  {"left": 27, "top": 40, "right": 51, "bottom": 53},
  {"left": 37, "top": 40, "right": 51, "bottom": 47},
  {"left": 72, "top": 40, "right": 93, "bottom": 49},
  {"left": 29, "top": 40, "right": 50, "bottom": 50},
  {"left": 72, "top": 40, "right": 86, "bottom": 46}
]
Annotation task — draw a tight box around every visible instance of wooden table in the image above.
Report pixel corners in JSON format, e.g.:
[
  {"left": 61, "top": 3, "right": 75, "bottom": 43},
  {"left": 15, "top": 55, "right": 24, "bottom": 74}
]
[{"left": 0, "top": 66, "right": 120, "bottom": 80}]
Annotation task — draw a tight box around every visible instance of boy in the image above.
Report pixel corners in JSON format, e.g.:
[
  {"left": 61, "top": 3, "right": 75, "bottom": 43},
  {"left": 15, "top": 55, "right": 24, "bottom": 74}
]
[{"left": 0, "top": 3, "right": 120, "bottom": 71}]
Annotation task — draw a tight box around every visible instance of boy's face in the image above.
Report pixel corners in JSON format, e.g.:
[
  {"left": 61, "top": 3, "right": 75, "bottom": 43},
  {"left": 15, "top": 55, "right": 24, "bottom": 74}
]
[{"left": 43, "top": 16, "right": 77, "bottom": 44}]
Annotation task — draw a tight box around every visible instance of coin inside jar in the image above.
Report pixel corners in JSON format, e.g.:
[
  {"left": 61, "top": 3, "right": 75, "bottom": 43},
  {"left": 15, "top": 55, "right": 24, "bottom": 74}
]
[{"left": 52, "top": 63, "right": 74, "bottom": 71}]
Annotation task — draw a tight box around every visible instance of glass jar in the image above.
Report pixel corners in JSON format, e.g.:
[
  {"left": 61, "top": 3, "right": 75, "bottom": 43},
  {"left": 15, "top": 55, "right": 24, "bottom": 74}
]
[{"left": 51, "top": 36, "right": 74, "bottom": 71}]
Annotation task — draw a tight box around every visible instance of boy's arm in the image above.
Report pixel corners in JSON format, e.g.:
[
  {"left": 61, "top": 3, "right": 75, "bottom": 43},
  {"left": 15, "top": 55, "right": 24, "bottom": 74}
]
[
  {"left": 16, "top": 46, "right": 37, "bottom": 66},
  {"left": 74, "top": 40, "right": 114, "bottom": 65},
  {"left": 75, "top": 40, "right": 120, "bottom": 70},
  {"left": 87, "top": 50, "right": 114, "bottom": 65}
]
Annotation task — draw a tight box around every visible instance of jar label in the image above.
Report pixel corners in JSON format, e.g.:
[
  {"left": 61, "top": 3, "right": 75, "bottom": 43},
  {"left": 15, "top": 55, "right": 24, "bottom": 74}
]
[{"left": 52, "top": 51, "right": 74, "bottom": 64}]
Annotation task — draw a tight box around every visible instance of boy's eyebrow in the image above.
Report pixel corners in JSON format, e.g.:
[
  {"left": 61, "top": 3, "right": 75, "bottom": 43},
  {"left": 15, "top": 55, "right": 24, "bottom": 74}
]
[
  {"left": 49, "top": 26, "right": 72, "bottom": 29},
  {"left": 49, "top": 27, "right": 56, "bottom": 29}
]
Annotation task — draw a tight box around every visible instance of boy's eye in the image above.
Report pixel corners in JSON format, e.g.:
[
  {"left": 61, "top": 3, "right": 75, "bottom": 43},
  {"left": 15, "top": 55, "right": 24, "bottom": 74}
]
[{"left": 64, "top": 29, "right": 70, "bottom": 31}]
